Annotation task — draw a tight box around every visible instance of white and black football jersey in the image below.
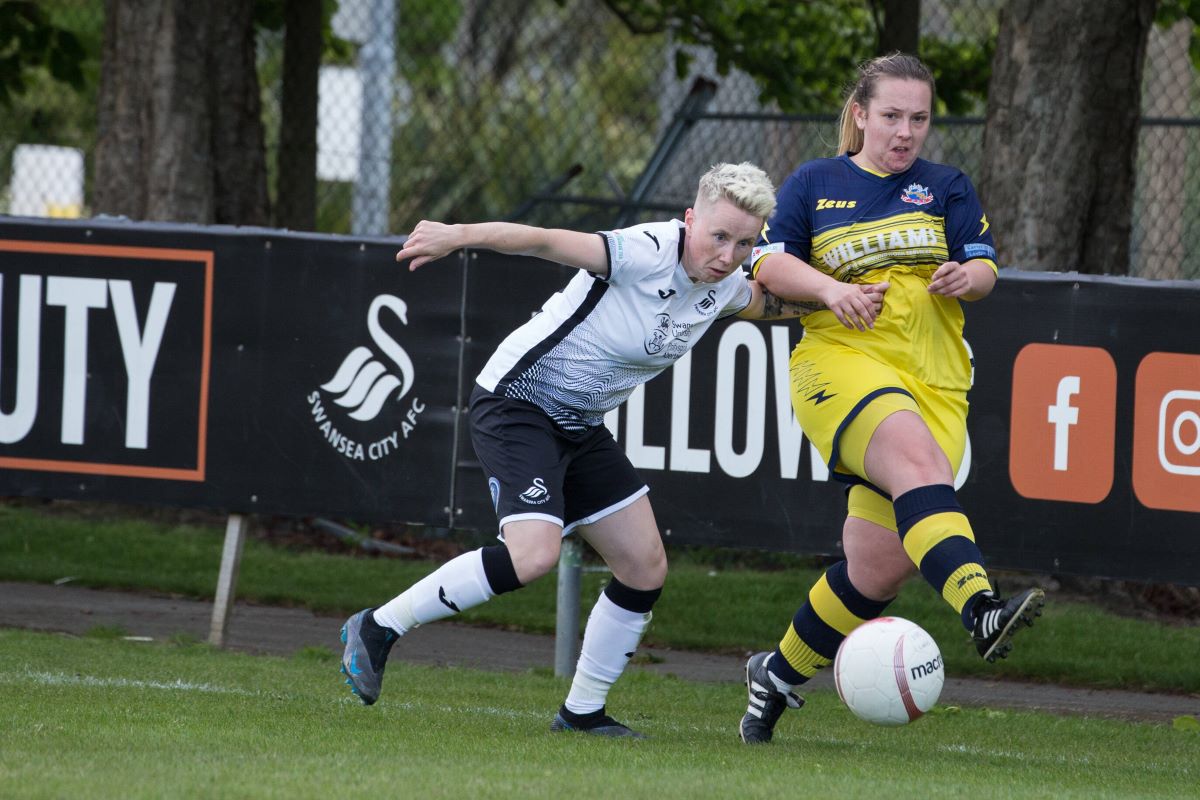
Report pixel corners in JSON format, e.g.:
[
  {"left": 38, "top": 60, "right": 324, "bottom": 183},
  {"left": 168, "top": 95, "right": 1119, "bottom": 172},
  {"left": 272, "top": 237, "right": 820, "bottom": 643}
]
[{"left": 475, "top": 220, "right": 753, "bottom": 432}]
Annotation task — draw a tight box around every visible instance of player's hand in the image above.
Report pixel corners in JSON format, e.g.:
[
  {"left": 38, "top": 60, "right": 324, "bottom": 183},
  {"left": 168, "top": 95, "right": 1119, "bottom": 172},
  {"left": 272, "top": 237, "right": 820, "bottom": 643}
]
[
  {"left": 818, "top": 280, "right": 889, "bottom": 331},
  {"left": 861, "top": 282, "right": 889, "bottom": 316},
  {"left": 928, "top": 261, "right": 973, "bottom": 297},
  {"left": 395, "top": 221, "right": 462, "bottom": 271}
]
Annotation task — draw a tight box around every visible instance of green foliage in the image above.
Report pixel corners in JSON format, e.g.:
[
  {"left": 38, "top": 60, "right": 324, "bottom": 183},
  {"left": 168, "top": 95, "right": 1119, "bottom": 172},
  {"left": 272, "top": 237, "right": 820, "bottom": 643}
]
[
  {"left": 598, "top": 0, "right": 995, "bottom": 114},
  {"left": 384, "top": 0, "right": 660, "bottom": 228},
  {"left": 604, "top": 0, "right": 875, "bottom": 113},
  {"left": 254, "top": 0, "right": 355, "bottom": 62},
  {"left": 1157, "top": 0, "right": 1200, "bottom": 70},
  {"left": 0, "top": 0, "right": 85, "bottom": 105},
  {"left": 0, "top": 0, "right": 102, "bottom": 202},
  {"left": 920, "top": 35, "right": 994, "bottom": 115}
]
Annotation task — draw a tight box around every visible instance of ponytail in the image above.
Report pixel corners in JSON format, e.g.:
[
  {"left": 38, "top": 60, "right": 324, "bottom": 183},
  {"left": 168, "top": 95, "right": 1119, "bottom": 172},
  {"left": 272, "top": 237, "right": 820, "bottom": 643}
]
[{"left": 837, "top": 94, "right": 864, "bottom": 156}]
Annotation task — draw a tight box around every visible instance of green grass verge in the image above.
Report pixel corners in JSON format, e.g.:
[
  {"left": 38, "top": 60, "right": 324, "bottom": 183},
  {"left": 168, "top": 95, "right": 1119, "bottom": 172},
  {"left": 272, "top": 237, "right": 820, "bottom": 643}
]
[
  {"left": 2, "top": 505, "right": 1199, "bottom": 693},
  {"left": 0, "top": 630, "right": 1196, "bottom": 800}
]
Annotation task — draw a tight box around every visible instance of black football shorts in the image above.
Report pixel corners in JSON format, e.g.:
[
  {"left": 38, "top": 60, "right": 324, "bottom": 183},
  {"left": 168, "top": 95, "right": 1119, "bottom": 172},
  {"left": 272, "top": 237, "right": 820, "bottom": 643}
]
[{"left": 468, "top": 385, "right": 648, "bottom": 535}]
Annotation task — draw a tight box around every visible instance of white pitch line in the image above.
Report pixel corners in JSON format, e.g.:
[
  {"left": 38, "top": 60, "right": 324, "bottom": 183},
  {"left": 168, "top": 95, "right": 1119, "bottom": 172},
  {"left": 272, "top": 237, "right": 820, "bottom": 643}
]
[{"left": 1, "top": 669, "right": 255, "bottom": 696}]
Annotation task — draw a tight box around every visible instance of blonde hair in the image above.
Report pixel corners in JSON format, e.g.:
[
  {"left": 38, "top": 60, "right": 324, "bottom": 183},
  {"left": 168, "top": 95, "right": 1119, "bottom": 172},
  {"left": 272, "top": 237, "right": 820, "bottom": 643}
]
[
  {"left": 696, "top": 161, "right": 776, "bottom": 220},
  {"left": 837, "top": 52, "right": 936, "bottom": 155}
]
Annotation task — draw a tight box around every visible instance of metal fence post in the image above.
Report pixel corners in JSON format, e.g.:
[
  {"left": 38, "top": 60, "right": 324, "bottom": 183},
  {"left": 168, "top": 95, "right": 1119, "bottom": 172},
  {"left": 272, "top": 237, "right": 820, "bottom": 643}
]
[
  {"left": 554, "top": 537, "right": 583, "bottom": 678},
  {"left": 208, "top": 514, "right": 249, "bottom": 647},
  {"left": 351, "top": 0, "right": 396, "bottom": 236}
]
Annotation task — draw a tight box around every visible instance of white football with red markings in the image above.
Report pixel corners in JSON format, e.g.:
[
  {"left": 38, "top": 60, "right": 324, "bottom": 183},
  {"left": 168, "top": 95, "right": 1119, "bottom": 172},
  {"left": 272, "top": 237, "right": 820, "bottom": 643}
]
[{"left": 833, "top": 616, "right": 944, "bottom": 726}]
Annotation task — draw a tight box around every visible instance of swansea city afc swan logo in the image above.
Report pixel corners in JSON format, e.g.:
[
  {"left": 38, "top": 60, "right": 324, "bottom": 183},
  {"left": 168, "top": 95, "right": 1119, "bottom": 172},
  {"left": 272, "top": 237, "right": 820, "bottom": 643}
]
[{"left": 306, "top": 294, "right": 426, "bottom": 462}]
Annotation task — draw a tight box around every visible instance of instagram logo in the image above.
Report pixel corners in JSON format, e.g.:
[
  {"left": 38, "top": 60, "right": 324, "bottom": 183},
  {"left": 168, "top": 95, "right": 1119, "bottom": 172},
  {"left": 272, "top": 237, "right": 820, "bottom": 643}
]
[
  {"left": 1159, "top": 391, "right": 1200, "bottom": 475},
  {"left": 1133, "top": 352, "right": 1200, "bottom": 512}
]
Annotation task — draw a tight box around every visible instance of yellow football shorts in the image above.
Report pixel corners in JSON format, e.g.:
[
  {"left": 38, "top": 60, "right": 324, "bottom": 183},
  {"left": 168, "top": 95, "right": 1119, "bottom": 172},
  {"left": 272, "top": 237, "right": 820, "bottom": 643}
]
[{"left": 788, "top": 340, "right": 968, "bottom": 532}]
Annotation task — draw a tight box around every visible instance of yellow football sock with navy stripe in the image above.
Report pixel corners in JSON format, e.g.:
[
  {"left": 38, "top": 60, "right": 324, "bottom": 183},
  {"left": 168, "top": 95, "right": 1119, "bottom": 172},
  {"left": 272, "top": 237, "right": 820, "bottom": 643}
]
[
  {"left": 893, "top": 484, "right": 993, "bottom": 630},
  {"left": 769, "top": 560, "right": 892, "bottom": 687}
]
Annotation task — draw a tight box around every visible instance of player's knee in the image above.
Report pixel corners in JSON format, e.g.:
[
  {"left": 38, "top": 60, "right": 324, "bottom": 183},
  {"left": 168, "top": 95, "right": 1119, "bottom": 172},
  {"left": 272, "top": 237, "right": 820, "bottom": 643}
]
[
  {"left": 506, "top": 537, "right": 561, "bottom": 583},
  {"left": 849, "top": 549, "right": 915, "bottom": 598},
  {"left": 641, "top": 546, "right": 668, "bottom": 586},
  {"left": 616, "top": 538, "right": 667, "bottom": 589}
]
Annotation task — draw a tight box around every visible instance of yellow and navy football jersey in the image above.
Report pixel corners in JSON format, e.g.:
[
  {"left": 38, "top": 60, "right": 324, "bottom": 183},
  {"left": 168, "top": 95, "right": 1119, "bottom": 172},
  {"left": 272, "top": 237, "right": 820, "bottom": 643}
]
[{"left": 752, "top": 155, "right": 998, "bottom": 391}]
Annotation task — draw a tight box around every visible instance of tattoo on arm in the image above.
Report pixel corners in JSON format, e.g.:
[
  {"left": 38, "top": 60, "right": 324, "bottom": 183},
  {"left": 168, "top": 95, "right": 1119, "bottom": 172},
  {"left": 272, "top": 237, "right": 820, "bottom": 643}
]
[{"left": 760, "top": 287, "right": 824, "bottom": 319}]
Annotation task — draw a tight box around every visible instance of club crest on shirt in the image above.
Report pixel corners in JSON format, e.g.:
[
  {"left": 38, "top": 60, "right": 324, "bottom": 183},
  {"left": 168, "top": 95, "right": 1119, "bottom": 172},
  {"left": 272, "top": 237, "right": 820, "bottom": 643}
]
[
  {"left": 645, "top": 313, "right": 672, "bottom": 355},
  {"left": 900, "top": 183, "right": 933, "bottom": 205},
  {"left": 694, "top": 289, "right": 719, "bottom": 316},
  {"left": 644, "top": 312, "right": 693, "bottom": 357}
]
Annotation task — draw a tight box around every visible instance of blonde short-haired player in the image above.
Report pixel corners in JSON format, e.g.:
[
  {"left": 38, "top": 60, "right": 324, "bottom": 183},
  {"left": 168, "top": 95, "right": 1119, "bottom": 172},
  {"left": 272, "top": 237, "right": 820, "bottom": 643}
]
[
  {"left": 739, "top": 53, "right": 1045, "bottom": 744},
  {"left": 339, "top": 162, "right": 885, "bottom": 738}
]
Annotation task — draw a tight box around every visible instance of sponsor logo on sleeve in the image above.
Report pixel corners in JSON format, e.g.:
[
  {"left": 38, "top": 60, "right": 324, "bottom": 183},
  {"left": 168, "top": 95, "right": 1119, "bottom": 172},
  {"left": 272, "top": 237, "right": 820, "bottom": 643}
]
[
  {"left": 750, "top": 242, "right": 784, "bottom": 263},
  {"left": 963, "top": 243, "right": 996, "bottom": 261}
]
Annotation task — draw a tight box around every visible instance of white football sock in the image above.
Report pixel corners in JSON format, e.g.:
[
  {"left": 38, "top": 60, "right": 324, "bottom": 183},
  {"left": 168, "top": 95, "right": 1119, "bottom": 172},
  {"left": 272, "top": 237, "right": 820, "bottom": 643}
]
[
  {"left": 373, "top": 548, "right": 495, "bottom": 634},
  {"left": 764, "top": 653, "right": 797, "bottom": 694},
  {"left": 564, "top": 591, "right": 651, "bottom": 715}
]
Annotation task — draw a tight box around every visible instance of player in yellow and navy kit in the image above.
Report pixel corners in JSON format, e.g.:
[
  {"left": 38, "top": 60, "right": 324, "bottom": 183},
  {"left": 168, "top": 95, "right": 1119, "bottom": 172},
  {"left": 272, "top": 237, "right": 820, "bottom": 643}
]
[{"left": 739, "top": 53, "right": 1046, "bottom": 744}]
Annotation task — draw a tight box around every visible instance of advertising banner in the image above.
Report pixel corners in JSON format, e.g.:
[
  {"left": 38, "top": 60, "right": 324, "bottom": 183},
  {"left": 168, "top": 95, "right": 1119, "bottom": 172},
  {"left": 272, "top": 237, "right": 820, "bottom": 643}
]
[
  {"left": 0, "top": 218, "right": 462, "bottom": 523},
  {"left": 2, "top": 217, "right": 1197, "bottom": 584}
]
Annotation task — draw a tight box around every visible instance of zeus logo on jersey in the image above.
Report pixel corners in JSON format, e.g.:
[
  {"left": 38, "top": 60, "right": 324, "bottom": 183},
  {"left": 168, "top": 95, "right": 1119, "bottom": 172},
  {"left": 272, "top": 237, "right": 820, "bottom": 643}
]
[
  {"left": 519, "top": 478, "right": 551, "bottom": 504},
  {"left": 816, "top": 198, "right": 858, "bottom": 210}
]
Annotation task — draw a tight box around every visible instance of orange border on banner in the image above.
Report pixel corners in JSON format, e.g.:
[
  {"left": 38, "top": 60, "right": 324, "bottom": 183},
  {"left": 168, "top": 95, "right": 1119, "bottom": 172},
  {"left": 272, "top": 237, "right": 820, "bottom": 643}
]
[{"left": 0, "top": 238, "right": 213, "bottom": 482}]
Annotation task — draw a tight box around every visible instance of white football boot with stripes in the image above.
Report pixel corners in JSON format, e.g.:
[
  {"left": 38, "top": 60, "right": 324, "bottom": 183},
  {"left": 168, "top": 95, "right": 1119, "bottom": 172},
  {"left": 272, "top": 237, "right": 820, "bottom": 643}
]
[{"left": 739, "top": 651, "right": 804, "bottom": 744}]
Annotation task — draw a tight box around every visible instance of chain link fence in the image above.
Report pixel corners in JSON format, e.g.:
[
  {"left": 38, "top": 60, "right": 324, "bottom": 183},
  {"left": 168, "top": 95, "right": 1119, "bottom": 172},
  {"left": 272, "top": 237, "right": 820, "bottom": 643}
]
[{"left": 2, "top": 0, "right": 1198, "bottom": 277}]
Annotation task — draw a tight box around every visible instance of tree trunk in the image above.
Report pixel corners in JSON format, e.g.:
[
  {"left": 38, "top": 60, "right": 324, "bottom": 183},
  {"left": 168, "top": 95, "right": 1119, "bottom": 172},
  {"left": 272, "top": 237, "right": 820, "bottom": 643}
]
[
  {"left": 275, "top": 0, "right": 322, "bottom": 231},
  {"left": 978, "top": 0, "right": 1155, "bottom": 274},
  {"left": 877, "top": 0, "right": 919, "bottom": 56},
  {"left": 209, "top": 0, "right": 270, "bottom": 226},
  {"left": 95, "top": 0, "right": 268, "bottom": 225}
]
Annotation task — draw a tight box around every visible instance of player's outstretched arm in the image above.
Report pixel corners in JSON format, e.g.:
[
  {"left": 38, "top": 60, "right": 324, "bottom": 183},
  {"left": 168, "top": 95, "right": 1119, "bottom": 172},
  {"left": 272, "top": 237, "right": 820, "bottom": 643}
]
[
  {"left": 396, "top": 220, "right": 608, "bottom": 274},
  {"left": 738, "top": 280, "right": 888, "bottom": 321},
  {"left": 753, "top": 251, "right": 887, "bottom": 329}
]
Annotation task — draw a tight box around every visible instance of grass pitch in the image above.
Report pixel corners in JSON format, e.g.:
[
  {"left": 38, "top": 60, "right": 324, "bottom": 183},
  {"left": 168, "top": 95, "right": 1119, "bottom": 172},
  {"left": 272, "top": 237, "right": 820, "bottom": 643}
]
[
  {"left": 0, "top": 630, "right": 1196, "bottom": 800},
  {"left": 2, "top": 504, "right": 1199, "bottom": 693}
]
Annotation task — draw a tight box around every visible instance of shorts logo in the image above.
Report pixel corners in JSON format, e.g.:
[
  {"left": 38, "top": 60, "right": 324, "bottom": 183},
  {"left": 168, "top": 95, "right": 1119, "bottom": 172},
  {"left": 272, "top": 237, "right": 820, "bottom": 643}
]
[
  {"left": 519, "top": 477, "right": 551, "bottom": 504},
  {"left": 900, "top": 183, "right": 933, "bottom": 205},
  {"left": 1132, "top": 352, "right": 1200, "bottom": 513},
  {"left": 488, "top": 477, "right": 501, "bottom": 511},
  {"left": 1009, "top": 344, "right": 1116, "bottom": 504},
  {"left": 807, "top": 389, "right": 838, "bottom": 405}
]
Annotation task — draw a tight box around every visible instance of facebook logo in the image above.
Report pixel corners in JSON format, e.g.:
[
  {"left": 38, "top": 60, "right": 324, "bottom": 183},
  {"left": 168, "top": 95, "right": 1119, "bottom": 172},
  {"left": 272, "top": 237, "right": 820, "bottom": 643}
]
[
  {"left": 1009, "top": 345, "right": 1116, "bottom": 504},
  {"left": 1047, "top": 376, "right": 1081, "bottom": 471}
]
